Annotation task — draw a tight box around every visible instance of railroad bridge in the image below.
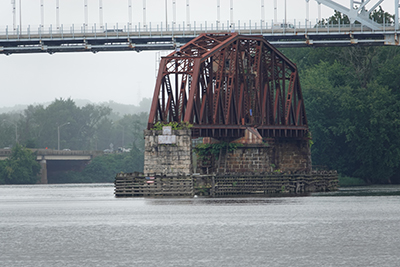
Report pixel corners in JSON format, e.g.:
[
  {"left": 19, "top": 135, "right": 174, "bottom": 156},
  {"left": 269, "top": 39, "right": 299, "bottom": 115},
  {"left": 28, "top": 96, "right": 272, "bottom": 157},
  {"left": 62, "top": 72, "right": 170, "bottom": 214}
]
[{"left": 145, "top": 33, "right": 310, "bottom": 176}]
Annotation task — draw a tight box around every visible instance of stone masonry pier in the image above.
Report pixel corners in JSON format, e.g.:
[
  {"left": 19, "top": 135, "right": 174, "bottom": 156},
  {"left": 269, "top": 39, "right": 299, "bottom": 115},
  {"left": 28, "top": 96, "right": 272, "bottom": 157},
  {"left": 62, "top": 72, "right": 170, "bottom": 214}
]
[{"left": 114, "top": 127, "right": 338, "bottom": 198}]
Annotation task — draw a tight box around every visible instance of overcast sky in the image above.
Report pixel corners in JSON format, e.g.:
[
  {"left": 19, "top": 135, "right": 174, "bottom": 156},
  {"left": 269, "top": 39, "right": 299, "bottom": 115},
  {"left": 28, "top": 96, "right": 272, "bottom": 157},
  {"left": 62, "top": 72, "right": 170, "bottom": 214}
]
[{"left": 0, "top": 0, "right": 396, "bottom": 108}]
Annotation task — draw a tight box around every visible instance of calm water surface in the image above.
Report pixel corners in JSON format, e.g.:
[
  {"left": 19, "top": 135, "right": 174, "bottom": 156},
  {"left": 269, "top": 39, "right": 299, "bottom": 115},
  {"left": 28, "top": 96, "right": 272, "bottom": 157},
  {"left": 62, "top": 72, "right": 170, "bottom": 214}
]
[{"left": 1, "top": 184, "right": 400, "bottom": 267}]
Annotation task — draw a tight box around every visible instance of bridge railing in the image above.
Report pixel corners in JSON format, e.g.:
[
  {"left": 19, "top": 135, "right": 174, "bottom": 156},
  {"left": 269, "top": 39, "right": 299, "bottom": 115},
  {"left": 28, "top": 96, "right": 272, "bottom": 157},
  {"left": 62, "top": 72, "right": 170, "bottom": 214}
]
[
  {"left": 0, "top": 148, "right": 103, "bottom": 157},
  {"left": 0, "top": 20, "right": 397, "bottom": 40}
]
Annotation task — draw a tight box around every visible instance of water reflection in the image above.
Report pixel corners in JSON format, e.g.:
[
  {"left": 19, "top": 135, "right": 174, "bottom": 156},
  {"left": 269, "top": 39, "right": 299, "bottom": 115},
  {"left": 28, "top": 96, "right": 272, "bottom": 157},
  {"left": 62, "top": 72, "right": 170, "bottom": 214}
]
[
  {"left": 312, "top": 184, "right": 400, "bottom": 197},
  {"left": 145, "top": 197, "right": 301, "bottom": 206}
]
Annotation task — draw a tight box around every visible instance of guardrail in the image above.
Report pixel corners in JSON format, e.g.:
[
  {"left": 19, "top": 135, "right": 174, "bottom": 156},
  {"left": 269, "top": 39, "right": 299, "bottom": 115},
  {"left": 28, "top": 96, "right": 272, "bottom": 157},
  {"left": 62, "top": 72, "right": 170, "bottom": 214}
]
[
  {"left": 0, "top": 148, "right": 103, "bottom": 157},
  {"left": 1, "top": 20, "right": 398, "bottom": 53},
  {"left": 0, "top": 20, "right": 398, "bottom": 40}
]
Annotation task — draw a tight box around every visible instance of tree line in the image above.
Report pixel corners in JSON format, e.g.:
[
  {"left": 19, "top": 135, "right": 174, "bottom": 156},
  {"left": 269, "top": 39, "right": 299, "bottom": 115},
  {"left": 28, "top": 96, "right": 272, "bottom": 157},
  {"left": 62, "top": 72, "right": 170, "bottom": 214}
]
[
  {"left": 281, "top": 10, "right": 400, "bottom": 184},
  {"left": 0, "top": 98, "right": 149, "bottom": 184},
  {"left": 1, "top": 98, "right": 149, "bottom": 151}
]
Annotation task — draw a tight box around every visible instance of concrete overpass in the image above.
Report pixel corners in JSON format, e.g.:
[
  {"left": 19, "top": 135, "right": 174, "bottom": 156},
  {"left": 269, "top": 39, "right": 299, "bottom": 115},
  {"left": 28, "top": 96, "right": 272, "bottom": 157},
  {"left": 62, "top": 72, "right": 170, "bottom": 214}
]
[{"left": 0, "top": 149, "right": 103, "bottom": 183}]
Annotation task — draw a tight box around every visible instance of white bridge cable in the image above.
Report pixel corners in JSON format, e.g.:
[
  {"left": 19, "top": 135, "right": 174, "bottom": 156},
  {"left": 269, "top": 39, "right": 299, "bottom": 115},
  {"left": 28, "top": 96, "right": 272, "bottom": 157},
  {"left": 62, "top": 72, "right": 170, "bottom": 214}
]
[
  {"left": 1, "top": 0, "right": 399, "bottom": 35},
  {"left": 143, "top": 0, "right": 146, "bottom": 27},
  {"left": 56, "top": 0, "right": 60, "bottom": 30},
  {"left": 84, "top": 0, "right": 88, "bottom": 28},
  {"left": 99, "top": 0, "right": 103, "bottom": 29}
]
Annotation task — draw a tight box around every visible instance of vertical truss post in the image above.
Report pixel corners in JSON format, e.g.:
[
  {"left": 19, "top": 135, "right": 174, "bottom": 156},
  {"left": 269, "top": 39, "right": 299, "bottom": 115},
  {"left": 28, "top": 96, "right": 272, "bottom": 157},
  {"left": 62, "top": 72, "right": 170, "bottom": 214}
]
[{"left": 396, "top": 0, "right": 400, "bottom": 30}]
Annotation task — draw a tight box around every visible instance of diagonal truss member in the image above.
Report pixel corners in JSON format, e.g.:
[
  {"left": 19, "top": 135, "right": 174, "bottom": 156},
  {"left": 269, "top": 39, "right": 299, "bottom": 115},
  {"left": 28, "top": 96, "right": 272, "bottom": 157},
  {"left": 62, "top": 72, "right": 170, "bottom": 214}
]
[
  {"left": 148, "top": 33, "right": 308, "bottom": 139},
  {"left": 316, "top": 0, "right": 394, "bottom": 30}
]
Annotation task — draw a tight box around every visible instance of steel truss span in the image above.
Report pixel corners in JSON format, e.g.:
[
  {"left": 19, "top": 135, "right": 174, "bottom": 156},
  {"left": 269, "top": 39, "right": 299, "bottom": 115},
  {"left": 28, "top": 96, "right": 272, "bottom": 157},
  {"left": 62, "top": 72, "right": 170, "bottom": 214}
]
[{"left": 148, "top": 33, "right": 308, "bottom": 139}]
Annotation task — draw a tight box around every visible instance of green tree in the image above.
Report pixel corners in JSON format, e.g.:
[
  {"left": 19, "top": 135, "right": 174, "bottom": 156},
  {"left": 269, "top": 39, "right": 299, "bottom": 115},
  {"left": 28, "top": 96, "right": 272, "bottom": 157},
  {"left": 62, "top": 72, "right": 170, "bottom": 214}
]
[
  {"left": 301, "top": 59, "right": 400, "bottom": 184},
  {"left": 0, "top": 144, "right": 41, "bottom": 184},
  {"left": 17, "top": 98, "right": 112, "bottom": 150},
  {"left": 370, "top": 6, "right": 394, "bottom": 24}
]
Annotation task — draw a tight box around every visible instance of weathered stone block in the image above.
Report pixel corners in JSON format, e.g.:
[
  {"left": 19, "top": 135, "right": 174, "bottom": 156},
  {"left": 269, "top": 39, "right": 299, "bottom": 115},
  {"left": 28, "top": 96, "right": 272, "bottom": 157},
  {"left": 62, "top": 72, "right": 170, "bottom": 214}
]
[{"left": 144, "top": 128, "right": 193, "bottom": 176}]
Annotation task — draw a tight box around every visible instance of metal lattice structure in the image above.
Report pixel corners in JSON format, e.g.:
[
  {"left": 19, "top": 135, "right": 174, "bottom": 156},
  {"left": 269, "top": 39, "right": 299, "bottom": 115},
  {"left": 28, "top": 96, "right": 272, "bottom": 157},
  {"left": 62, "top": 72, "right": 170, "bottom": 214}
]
[{"left": 148, "top": 33, "right": 308, "bottom": 139}]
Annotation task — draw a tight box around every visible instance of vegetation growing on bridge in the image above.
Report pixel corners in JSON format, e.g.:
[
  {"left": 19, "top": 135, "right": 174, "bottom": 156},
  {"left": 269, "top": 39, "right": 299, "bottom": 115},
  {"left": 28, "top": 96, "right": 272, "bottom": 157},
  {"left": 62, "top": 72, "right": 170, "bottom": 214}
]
[
  {"left": 151, "top": 121, "right": 193, "bottom": 131},
  {"left": 194, "top": 142, "right": 243, "bottom": 161}
]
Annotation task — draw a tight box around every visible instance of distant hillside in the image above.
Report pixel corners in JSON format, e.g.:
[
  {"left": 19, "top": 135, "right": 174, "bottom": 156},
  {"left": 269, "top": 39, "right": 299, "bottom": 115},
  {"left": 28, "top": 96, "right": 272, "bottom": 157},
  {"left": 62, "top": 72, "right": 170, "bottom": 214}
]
[
  {"left": 0, "top": 98, "right": 151, "bottom": 116},
  {"left": 101, "top": 98, "right": 151, "bottom": 116}
]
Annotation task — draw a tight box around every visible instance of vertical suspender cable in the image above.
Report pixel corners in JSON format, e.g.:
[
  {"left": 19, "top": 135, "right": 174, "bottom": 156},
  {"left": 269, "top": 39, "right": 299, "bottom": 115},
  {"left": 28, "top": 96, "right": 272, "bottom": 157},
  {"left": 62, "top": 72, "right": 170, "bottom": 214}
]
[
  {"left": 396, "top": 0, "right": 399, "bottom": 30},
  {"left": 99, "top": 0, "right": 104, "bottom": 28},
  {"left": 261, "top": 0, "right": 265, "bottom": 24},
  {"left": 19, "top": 0, "right": 22, "bottom": 34},
  {"left": 318, "top": 2, "right": 321, "bottom": 23},
  {"left": 284, "top": 0, "right": 287, "bottom": 26},
  {"left": 11, "top": 0, "right": 16, "bottom": 31},
  {"left": 306, "top": 0, "right": 309, "bottom": 28},
  {"left": 128, "top": 0, "right": 132, "bottom": 27},
  {"left": 41, "top": 0, "right": 44, "bottom": 30},
  {"left": 56, "top": 0, "right": 60, "bottom": 30},
  {"left": 186, "top": 0, "right": 190, "bottom": 26},
  {"left": 173, "top": 0, "right": 176, "bottom": 26},
  {"left": 165, "top": 0, "right": 168, "bottom": 30},
  {"left": 230, "top": 0, "right": 233, "bottom": 26},
  {"left": 143, "top": 0, "right": 147, "bottom": 27},
  {"left": 217, "top": 0, "right": 220, "bottom": 27},
  {"left": 84, "top": 0, "right": 88, "bottom": 28}
]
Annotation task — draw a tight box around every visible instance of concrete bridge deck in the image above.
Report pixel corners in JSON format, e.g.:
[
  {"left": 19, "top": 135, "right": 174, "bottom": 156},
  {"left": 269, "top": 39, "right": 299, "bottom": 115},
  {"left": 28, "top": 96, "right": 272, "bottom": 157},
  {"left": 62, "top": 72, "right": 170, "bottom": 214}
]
[
  {"left": 0, "top": 148, "right": 103, "bottom": 160},
  {"left": 1, "top": 24, "right": 400, "bottom": 55}
]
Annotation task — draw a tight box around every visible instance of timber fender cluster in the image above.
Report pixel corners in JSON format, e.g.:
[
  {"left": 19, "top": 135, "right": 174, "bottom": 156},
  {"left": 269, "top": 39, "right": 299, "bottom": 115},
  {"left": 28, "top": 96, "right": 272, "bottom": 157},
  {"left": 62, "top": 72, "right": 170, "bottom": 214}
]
[
  {"left": 114, "top": 171, "right": 338, "bottom": 198},
  {"left": 115, "top": 173, "right": 193, "bottom": 197}
]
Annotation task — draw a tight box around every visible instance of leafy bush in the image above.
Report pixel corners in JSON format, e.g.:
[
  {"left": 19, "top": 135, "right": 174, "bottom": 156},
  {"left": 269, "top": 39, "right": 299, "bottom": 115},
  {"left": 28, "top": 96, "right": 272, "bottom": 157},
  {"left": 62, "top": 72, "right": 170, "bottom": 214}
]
[
  {"left": 194, "top": 142, "right": 242, "bottom": 160},
  {"left": 0, "top": 144, "right": 41, "bottom": 184},
  {"left": 151, "top": 121, "right": 193, "bottom": 131}
]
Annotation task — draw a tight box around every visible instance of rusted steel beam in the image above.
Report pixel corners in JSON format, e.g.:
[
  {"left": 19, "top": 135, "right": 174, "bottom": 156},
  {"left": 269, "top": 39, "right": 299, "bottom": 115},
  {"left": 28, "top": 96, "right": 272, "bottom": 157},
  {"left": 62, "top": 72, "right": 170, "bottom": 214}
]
[{"left": 147, "top": 33, "right": 308, "bottom": 139}]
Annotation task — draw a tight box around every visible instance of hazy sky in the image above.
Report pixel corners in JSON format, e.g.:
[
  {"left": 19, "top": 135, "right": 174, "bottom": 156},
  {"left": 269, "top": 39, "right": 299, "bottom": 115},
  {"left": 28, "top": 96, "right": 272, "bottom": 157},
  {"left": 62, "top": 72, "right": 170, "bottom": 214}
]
[{"left": 0, "top": 0, "right": 396, "bottom": 108}]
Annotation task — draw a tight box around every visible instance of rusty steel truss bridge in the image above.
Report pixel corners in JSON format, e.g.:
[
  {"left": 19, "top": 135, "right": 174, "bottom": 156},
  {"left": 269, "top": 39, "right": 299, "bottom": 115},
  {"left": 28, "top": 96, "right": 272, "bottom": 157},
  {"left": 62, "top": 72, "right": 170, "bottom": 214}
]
[{"left": 147, "top": 33, "right": 308, "bottom": 139}]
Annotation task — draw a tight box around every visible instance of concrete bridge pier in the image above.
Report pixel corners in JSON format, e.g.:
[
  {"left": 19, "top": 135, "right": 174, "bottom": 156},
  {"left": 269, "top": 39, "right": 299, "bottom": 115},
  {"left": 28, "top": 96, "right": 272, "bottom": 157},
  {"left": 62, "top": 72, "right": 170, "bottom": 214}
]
[{"left": 39, "top": 158, "right": 47, "bottom": 184}]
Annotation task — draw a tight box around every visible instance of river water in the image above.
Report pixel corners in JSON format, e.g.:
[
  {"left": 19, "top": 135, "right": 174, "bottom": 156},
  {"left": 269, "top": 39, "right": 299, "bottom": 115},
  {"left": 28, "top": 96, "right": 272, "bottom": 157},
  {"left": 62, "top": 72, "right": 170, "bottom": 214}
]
[{"left": 1, "top": 184, "right": 400, "bottom": 267}]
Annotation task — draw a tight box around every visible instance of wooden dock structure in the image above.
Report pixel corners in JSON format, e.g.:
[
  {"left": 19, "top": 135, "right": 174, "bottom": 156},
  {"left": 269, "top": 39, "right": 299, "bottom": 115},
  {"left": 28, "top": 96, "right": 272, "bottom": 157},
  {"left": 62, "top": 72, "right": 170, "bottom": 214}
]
[
  {"left": 114, "top": 173, "right": 194, "bottom": 197},
  {"left": 114, "top": 171, "right": 338, "bottom": 198}
]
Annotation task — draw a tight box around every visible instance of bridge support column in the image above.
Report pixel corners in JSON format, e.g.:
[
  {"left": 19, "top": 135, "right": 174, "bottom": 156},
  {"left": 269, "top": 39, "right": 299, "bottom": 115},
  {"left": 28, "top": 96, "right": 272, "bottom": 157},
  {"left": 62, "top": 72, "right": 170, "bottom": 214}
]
[
  {"left": 144, "top": 127, "right": 192, "bottom": 176},
  {"left": 39, "top": 159, "right": 48, "bottom": 184}
]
